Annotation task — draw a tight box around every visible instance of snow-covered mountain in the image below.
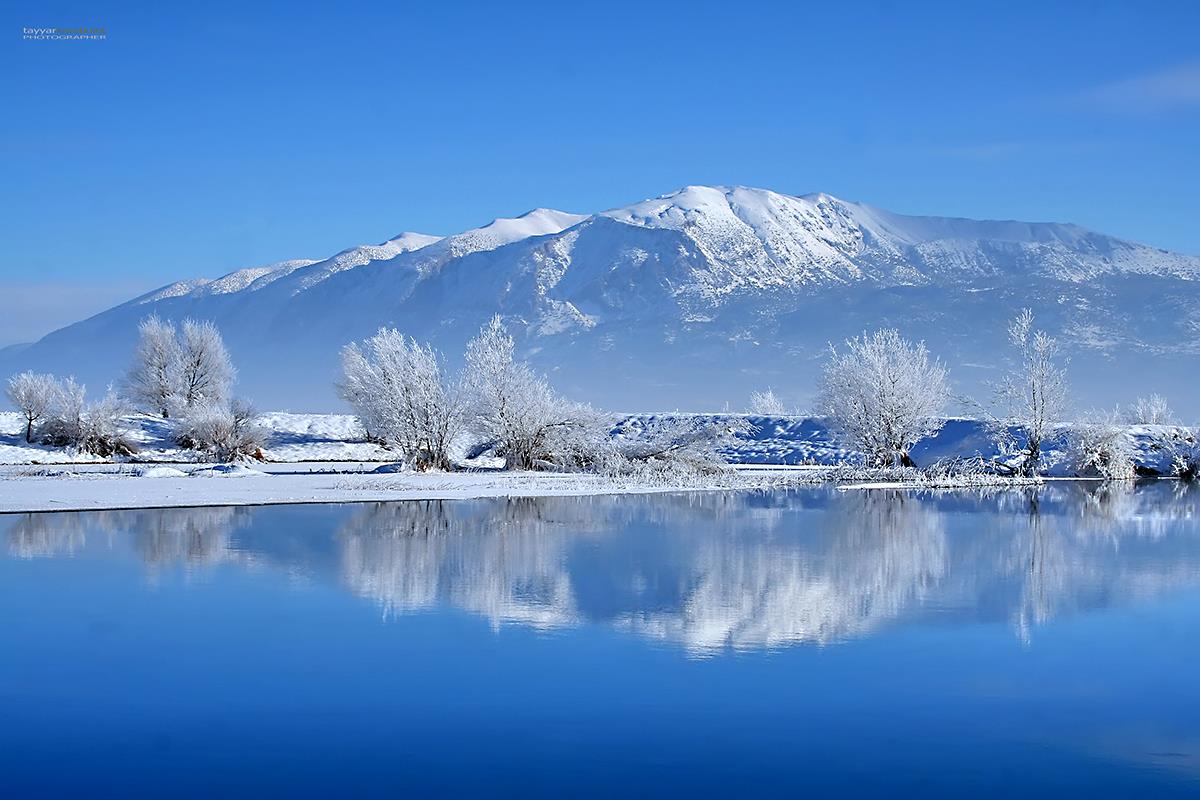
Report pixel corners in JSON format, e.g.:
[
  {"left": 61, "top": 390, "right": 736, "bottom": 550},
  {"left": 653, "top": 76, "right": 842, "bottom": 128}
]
[{"left": 6, "top": 185, "right": 1199, "bottom": 413}]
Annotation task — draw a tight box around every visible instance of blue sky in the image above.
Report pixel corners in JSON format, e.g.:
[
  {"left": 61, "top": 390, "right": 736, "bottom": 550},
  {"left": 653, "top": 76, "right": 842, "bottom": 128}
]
[{"left": 2, "top": 0, "right": 1199, "bottom": 345}]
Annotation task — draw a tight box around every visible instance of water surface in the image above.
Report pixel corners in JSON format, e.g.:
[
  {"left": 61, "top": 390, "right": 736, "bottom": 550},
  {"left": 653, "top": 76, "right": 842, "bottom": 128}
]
[{"left": 3, "top": 482, "right": 1199, "bottom": 797}]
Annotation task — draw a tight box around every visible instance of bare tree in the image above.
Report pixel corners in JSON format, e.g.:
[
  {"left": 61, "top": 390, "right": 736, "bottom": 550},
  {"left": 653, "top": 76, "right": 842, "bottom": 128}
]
[
  {"left": 993, "top": 310, "right": 1070, "bottom": 477},
  {"left": 817, "top": 329, "right": 950, "bottom": 468},
  {"left": 6, "top": 371, "right": 57, "bottom": 442},
  {"left": 125, "top": 315, "right": 182, "bottom": 417},
  {"left": 748, "top": 388, "right": 787, "bottom": 416},
  {"left": 179, "top": 319, "right": 235, "bottom": 409},
  {"left": 463, "top": 316, "right": 594, "bottom": 470},
  {"left": 338, "top": 328, "right": 466, "bottom": 471}
]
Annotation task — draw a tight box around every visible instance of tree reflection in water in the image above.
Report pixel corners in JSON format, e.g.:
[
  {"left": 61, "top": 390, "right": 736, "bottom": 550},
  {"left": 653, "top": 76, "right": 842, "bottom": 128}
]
[{"left": 5, "top": 482, "right": 1199, "bottom": 654}]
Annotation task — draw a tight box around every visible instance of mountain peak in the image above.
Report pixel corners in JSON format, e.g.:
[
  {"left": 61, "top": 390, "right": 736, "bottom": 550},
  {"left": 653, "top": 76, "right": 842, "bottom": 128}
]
[{"left": 380, "top": 231, "right": 443, "bottom": 249}]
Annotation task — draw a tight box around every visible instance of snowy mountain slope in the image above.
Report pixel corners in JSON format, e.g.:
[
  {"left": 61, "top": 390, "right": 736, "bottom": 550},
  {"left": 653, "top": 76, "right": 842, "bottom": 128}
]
[{"left": 4, "top": 185, "right": 1199, "bottom": 413}]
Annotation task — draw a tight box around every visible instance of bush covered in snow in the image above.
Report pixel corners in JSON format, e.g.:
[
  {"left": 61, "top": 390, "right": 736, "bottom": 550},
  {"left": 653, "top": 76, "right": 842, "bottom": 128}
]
[
  {"left": 1124, "top": 394, "right": 1175, "bottom": 426},
  {"left": 748, "top": 388, "right": 787, "bottom": 416},
  {"left": 605, "top": 416, "right": 756, "bottom": 477},
  {"left": 817, "top": 329, "right": 949, "bottom": 468},
  {"left": 1069, "top": 410, "right": 1136, "bottom": 481},
  {"left": 172, "top": 399, "right": 266, "bottom": 462},
  {"left": 36, "top": 378, "right": 138, "bottom": 457},
  {"left": 1165, "top": 430, "right": 1200, "bottom": 482}
]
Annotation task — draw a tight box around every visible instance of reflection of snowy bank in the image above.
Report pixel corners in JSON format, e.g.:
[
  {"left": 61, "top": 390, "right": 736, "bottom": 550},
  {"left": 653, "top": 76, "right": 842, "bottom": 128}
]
[{"left": 5, "top": 483, "right": 1200, "bottom": 654}]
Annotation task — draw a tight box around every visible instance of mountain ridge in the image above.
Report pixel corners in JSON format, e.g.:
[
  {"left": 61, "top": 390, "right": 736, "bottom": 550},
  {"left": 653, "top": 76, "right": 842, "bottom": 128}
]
[{"left": 5, "top": 185, "right": 1199, "bottom": 413}]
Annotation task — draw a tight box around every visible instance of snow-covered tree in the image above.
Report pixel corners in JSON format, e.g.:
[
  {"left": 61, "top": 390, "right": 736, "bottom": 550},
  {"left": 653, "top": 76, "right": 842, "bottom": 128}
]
[
  {"left": 1069, "top": 409, "right": 1136, "bottom": 481},
  {"left": 179, "top": 319, "right": 235, "bottom": 409},
  {"left": 1125, "top": 393, "right": 1175, "bottom": 425},
  {"left": 993, "top": 310, "right": 1070, "bottom": 477},
  {"left": 338, "top": 328, "right": 466, "bottom": 471},
  {"left": 6, "top": 371, "right": 57, "bottom": 442},
  {"left": 817, "top": 329, "right": 950, "bottom": 468},
  {"left": 125, "top": 315, "right": 182, "bottom": 417},
  {"left": 463, "top": 316, "right": 596, "bottom": 470},
  {"left": 173, "top": 398, "right": 266, "bottom": 462},
  {"left": 748, "top": 388, "right": 787, "bottom": 416}
]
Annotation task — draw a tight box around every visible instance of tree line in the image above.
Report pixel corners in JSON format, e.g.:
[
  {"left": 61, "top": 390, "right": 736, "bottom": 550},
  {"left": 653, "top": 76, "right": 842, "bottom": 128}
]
[
  {"left": 5, "top": 309, "right": 1198, "bottom": 479},
  {"left": 6, "top": 317, "right": 263, "bottom": 460}
]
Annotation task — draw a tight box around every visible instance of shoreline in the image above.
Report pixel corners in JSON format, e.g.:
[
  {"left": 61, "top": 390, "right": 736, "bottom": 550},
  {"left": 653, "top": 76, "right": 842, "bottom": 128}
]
[{"left": 0, "top": 462, "right": 1083, "bottom": 515}]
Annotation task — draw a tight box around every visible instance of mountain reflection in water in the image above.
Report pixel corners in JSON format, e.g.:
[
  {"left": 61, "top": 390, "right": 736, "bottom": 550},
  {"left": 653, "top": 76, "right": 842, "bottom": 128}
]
[{"left": 5, "top": 482, "right": 1200, "bottom": 655}]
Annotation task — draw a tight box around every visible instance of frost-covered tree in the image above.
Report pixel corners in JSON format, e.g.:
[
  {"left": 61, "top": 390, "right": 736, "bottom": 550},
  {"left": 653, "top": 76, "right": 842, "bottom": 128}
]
[
  {"left": 748, "top": 388, "right": 787, "bottom": 416},
  {"left": 993, "top": 310, "right": 1070, "bottom": 477},
  {"left": 6, "top": 371, "right": 57, "bottom": 442},
  {"left": 173, "top": 398, "right": 266, "bottom": 462},
  {"left": 338, "top": 328, "right": 466, "bottom": 471},
  {"left": 125, "top": 315, "right": 182, "bottom": 417},
  {"left": 179, "top": 319, "right": 235, "bottom": 409},
  {"left": 463, "top": 316, "right": 595, "bottom": 470},
  {"left": 1070, "top": 409, "right": 1136, "bottom": 481},
  {"left": 1125, "top": 394, "right": 1175, "bottom": 425},
  {"left": 817, "top": 329, "right": 950, "bottom": 468}
]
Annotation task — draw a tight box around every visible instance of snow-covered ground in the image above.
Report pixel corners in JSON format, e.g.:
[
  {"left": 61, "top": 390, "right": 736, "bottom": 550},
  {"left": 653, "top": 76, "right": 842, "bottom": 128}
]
[
  {"left": 1, "top": 410, "right": 1189, "bottom": 472},
  {"left": 0, "top": 410, "right": 390, "bottom": 465},
  {"left": 0, "top": 466, "right": 823, "bottom": 514},
  {"left": 0, "top": 410, "right": 1191, "bottom": 514}
]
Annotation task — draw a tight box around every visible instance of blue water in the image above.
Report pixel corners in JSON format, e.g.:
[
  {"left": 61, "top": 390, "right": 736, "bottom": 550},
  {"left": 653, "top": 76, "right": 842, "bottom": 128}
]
[{"left": 2, "top": 483, "right": 1199, "bottom": 798}]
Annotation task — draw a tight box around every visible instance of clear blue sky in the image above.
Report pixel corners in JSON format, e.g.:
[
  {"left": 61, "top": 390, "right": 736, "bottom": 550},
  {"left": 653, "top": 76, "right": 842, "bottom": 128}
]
[{"left": 2, "top": 0, "right": 1198, "bottom": 345}]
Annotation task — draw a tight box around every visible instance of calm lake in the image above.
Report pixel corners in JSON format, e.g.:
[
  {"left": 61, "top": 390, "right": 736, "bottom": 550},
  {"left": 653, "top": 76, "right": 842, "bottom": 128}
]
[{"left": 2, "top": 483, "right": 1199, "bottom": 798}]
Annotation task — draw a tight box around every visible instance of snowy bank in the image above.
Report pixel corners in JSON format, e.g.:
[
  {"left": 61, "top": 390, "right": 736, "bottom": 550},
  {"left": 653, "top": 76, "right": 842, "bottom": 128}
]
[
  {"left": 2, "top": 411, "right": 1192, "bottom": 475},
  {"left": 0, "top": 465, "right": 836, "bottom": 514}
]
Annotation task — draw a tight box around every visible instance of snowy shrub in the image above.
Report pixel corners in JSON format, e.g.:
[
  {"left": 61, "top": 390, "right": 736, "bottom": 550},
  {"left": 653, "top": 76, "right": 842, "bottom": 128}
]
[
  {"left": 606, "top": 416, "right": 755, "bottom": 476},
  {"left": 173, "top": 399, "right": 266, "bottom": 462},
  {"left": 464, "top": 316, "right": 601, "bottom": 471},
  {"left": 38, "top": 379, "right": 138, "bottom": 457},
  {"left": 36, "top": 376, "right": 87, "bottom": 449},
  {"left": 6, "top": 370, "right": 57, "bottom": 443},
  {"left": 992, "top": 309, "right": 1070, "bottom": 477},
  {"left": 124, "top": 314, "right": 183, "bottom": 417},
  {"left": 748, "top": 388, "right": 787, "bottom": 416},
  {"left": 817, "top": 329, "right": 950, "bottom": 468},
  {"left": 1124, "top": 394, "right": 1175, "bottom": 426},
  {"left": 338, "top": 328, "right": 466, "bottom": 471},
  {"left": 1166, "top": 430, "right": 1200, "bottom": 482},
  {"left": 1069, "top": 409, "right": 1136, "bottom": 481},
  {"left": 178, "top": 319, "right": 236, "bottom": 409}
]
